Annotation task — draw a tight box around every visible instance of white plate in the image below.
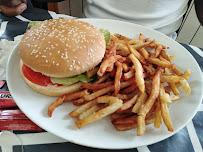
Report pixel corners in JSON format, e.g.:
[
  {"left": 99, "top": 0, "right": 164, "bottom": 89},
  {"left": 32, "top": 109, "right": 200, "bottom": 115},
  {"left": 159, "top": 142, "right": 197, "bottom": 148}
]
[{"left": 7, "top": 19, "right": 203, "bottom": 149}]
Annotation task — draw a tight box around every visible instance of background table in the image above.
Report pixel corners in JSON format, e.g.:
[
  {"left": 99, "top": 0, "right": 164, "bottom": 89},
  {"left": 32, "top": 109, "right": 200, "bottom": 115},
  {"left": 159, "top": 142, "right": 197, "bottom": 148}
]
[{"left": 0, "top": 1, "right": 202, "bottom": 152}]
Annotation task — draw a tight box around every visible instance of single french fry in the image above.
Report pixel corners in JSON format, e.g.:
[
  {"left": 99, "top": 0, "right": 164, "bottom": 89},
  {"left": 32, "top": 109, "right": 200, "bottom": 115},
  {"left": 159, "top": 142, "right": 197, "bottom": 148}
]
[
  {"left": 154, "top": 100, "right": 162, "bottom": 128},
  {"left": 159, "top": 84, "right": 172, "bottom": 103},
  {"left": 137, "top": 116, "right": 145, "bottom": 136},
  {"left": 180, "top": 79, "right": 191, "bottom": 95},
  {"left": 114, "top": 33, "right": 131, "bottom": 41},
  {"left": 172, "top": 66, "right": 183, "bottom": 76},
  {"left": 129, "top": 54, "right": 145, "bottom": 93},
  {"left": 131, "top": 42, "right": 150, "bottom": 50},
  {"left": 48, "top": 95, "right": 65, "bottom": 117},
  {"left": 115, "top": 63, "right": 123, "bottom": 96},
  {"left": 160, "top": 100, "right": 173, "bottom": 132},
  {"left": 159, "top": 84, "right": 173, "bottom": 131},
  {"left": 139, "top": 34, "right": 144, "bottom": 42},
  {"left": 160, "top": 75, "right": 183, "bottom": 83}
]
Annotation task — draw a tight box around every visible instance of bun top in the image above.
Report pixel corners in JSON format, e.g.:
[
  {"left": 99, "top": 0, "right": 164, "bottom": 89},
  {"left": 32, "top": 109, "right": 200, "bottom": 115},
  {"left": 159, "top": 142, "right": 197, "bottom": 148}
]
[{"left": 19, "top": 18, "right": 106, "bottom": 77}]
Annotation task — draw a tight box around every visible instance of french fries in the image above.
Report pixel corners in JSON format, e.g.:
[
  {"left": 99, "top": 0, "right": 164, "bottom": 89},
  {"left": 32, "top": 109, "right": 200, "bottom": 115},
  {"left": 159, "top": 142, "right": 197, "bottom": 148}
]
[
  {"left": 75, "top": 96, "right": 123, "bottom": 128},
  {"left": 139, "top": 68, "right": 162, "bottom": 117},
  {"left": 48, "top": 32, "right": 192, "bottom": 136}
]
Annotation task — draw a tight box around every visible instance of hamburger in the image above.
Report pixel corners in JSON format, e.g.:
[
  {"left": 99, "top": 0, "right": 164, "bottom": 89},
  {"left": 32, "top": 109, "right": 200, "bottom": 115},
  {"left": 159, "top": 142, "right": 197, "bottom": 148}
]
[{"left": 19, "top": 18, "right": 106, "bottom": 96}]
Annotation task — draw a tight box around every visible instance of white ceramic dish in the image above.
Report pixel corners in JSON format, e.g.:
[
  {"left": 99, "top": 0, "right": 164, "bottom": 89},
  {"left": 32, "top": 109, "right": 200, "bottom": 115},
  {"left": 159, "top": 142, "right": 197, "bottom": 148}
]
[{"left": 7, "top": 19, "right": 203, "bottom": 149}]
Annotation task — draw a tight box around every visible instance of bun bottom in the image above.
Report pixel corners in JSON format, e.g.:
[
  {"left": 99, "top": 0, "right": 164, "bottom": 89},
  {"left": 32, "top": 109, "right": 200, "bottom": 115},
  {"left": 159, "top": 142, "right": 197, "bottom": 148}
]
[{"left": 19, "top": 60, "right": 84, "bottom": 96}]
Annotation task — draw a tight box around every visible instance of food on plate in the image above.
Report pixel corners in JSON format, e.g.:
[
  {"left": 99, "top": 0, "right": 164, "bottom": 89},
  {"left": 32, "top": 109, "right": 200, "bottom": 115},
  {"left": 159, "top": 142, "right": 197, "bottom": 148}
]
[
  {"left": 19, "top": 18, "right": 106, "bottom": 96},
  {"left": 48, "top": 31, "right": 191, "bottom": 136}
]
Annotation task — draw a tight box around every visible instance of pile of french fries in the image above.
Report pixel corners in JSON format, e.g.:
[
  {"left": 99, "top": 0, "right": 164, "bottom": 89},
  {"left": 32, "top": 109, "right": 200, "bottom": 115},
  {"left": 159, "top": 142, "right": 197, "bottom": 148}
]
[{"left": 48, "top": 33, "right": 191, "bottom": 136}]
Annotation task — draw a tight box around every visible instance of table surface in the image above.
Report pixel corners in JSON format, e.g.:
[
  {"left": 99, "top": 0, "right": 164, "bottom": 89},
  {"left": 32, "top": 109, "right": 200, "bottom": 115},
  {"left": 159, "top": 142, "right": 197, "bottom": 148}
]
[{"left": 0, "top": 2, "right": 203, "bottom": 152}]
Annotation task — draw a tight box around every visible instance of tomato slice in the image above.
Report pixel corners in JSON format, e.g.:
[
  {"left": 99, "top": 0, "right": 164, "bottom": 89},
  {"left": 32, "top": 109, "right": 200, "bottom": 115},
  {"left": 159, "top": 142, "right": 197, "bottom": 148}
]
[{"left": 22, "top": 64, "right": 53, "bottom": 86}]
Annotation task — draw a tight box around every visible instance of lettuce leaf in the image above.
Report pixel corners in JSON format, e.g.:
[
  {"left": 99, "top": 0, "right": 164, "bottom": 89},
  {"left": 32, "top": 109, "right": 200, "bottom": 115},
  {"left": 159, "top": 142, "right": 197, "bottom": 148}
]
[
  {"left": 27, "top": 21, "right": 41, "bottom": 29},
  {"left": 99, "top": 29, "right": 111, "bottom": 44},
  {"left": 50, "top": 73, "right": 92, "bottom": 85}
]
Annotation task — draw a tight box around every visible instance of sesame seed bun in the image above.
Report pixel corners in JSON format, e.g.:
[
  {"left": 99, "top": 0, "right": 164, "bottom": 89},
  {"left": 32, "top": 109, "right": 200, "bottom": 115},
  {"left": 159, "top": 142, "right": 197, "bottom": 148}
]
[
  {"left": 19, "top": 18, "right": 106, "bottom": 77},
  {"left": 19, "top": 60, "right": 84, "bottom": 96}
]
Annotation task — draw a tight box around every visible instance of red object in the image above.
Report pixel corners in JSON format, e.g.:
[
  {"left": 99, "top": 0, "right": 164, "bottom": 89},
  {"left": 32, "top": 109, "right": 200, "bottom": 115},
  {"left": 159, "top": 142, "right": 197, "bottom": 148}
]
[
  {"left": 22, "top": 64, "right": 53, "bottom": 86},
  {"left": 0, "top": 80, "right": 5, "bottom": 88},
  {"left": 0, "top": 91, "right": 17, "bottom": 108},
  {"left": 0, "top": 109, "right": 42, "bottom": 131}
]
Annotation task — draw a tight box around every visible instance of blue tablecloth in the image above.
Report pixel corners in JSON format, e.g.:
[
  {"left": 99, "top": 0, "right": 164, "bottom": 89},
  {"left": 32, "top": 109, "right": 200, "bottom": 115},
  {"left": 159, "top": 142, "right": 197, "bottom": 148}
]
[{"left": 0, "top": 1, "right": 202, "bottom": 152}]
